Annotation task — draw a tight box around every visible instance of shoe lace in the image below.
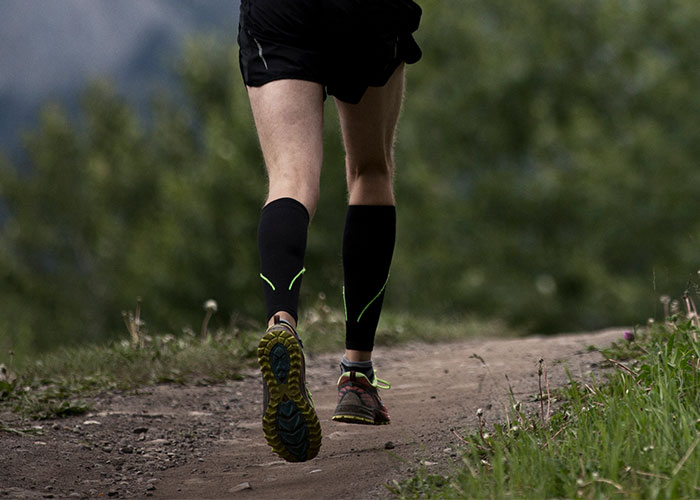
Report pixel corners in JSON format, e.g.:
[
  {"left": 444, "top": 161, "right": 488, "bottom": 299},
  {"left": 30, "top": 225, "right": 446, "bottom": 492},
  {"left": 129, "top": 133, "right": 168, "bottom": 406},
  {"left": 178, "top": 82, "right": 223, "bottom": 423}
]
[{"left": 372, "top": 374, "right": 391, "bottom": 390}]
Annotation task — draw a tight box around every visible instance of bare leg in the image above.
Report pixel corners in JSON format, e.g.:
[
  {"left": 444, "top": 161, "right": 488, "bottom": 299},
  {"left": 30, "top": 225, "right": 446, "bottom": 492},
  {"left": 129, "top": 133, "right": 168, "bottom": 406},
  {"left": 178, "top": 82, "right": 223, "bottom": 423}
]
[
  {"left": 247, "top": 79, "right": 325, "bottom": 328},
  {"left": 248, "top": 79, "right": 325, "bottom": 217},
  {"left": 334, "top": 65, "right": 406, "bottom": 361}
]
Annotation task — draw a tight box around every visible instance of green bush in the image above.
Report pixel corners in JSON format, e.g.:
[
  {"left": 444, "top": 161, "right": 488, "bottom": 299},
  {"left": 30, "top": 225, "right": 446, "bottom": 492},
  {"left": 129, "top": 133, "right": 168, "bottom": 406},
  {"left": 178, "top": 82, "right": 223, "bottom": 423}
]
[{"left": 3, "top": 1, "right": 700, "bottom": 359}]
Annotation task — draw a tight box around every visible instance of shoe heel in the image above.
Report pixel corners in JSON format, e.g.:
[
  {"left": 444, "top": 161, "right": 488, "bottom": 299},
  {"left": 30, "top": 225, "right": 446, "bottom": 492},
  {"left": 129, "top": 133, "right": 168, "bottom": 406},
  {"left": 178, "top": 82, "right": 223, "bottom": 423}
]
[{"left": 258, "top": 328, "right": 322, "bottom": 462}]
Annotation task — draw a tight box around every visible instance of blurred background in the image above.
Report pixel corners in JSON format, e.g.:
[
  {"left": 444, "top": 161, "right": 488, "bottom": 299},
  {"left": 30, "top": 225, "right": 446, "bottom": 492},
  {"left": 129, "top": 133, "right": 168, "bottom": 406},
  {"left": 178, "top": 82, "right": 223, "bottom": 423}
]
[{"left": 2, "top": 0, "right": 699, "bottom": 364}]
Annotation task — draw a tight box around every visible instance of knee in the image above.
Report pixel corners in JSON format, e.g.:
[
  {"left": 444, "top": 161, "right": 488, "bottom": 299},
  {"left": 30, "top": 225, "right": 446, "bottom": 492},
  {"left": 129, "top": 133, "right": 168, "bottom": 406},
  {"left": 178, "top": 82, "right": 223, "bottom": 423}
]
[
  {"left": 346, "top": 156, "right": 394, "bottom": 184},
  {"left": 345, "top": 157, "right": 395, "bottom": 205}
]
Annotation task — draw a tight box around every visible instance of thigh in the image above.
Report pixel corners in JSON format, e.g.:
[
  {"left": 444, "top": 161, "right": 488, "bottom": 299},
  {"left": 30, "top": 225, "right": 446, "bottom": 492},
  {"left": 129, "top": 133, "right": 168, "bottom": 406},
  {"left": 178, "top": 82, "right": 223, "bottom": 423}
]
[
  {"left": 247, "top": 79, "right": 325, "bottom": 212},
  {"left": 335, "top": 65, "right": 405, "bottom": 171}
]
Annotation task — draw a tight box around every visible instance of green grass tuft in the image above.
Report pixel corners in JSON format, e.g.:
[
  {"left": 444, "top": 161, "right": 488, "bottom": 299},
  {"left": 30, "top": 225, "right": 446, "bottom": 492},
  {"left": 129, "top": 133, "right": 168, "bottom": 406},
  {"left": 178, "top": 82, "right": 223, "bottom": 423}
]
[
  {"left": 391, "top": 315, "right": 699, "bottom": 499},
  {"left": 0, "top": 328, "right": 259, "bottom": 419}
]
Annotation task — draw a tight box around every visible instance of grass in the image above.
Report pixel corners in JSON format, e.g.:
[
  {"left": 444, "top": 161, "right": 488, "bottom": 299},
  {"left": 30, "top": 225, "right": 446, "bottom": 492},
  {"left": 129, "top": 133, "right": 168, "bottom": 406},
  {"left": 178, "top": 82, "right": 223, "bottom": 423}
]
[
  {"left": 0, "top": 328, "right": 259, "bottom": 419},
  {"left": 389, "top": 301, "right": 699, "bottom": 499},
  {"left": 0, "top": 296, "right": 508, "bottom": 420}
]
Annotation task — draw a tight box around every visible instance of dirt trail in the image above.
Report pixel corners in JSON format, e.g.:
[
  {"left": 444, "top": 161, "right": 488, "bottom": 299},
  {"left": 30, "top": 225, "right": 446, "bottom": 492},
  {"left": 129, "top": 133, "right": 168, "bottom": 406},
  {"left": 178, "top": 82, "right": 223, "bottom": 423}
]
[{"left": 0, "top": 329, "right": 624, "bottom": 499}]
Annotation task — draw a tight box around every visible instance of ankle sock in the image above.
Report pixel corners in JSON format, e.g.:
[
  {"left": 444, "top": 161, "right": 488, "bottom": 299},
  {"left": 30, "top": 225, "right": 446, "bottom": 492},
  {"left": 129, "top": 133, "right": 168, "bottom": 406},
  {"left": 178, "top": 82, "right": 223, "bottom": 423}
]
[
  {"left": 342, "top": 205, "right": 396, "bottom": 352},
  {"left": 340, "top": 355, "right": 374, "bottom": 379},
  {"left": 257, "top": 198, "right": 309, "bottom": 323}
]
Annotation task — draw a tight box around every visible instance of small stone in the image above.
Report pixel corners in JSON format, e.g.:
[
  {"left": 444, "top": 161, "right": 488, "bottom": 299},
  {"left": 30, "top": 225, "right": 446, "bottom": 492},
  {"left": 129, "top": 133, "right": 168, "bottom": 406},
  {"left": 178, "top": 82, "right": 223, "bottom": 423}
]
[
  {"left": 384, "top": 441, "right": 395, "bottom": 450},
  {"left": 120, "top": 446, "right": 133, "bottom": 454},
  {"left": 133, "top": 427, "right": 148, "bottom": 434},
  {"left": 229, "top": 482, "right": 252, "bottom": 493},
  {"left": 107, "top": 490, "right": 118, "bottom": 497}
]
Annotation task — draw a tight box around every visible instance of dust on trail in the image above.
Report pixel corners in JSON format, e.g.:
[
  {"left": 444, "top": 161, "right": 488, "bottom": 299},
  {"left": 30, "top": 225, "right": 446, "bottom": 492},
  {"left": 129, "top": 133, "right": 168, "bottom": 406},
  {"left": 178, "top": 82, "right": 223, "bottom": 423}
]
[{"left": 0, "top": 329, "right": 624, "bottom": 499}]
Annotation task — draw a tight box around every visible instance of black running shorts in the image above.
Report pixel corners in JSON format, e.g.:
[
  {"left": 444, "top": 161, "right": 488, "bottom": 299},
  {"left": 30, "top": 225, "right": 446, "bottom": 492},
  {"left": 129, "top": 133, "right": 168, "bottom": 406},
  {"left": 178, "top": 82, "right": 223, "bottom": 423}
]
[{"left": 238, "top": 0, "right": 422, "bottom": 104}]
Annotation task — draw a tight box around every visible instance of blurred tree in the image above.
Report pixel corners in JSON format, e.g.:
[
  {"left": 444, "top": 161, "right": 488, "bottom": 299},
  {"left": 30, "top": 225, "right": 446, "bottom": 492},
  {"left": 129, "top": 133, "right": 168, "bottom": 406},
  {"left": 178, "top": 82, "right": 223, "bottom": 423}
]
[
  {"left": 3, "top": 1, "right": 700, "bottom": 359},
  {"left": 0, "top": 38, "right": 267, "bottom": 355},
  {"left": 395, "top": 0, "right": 700, "bottom": 330}
]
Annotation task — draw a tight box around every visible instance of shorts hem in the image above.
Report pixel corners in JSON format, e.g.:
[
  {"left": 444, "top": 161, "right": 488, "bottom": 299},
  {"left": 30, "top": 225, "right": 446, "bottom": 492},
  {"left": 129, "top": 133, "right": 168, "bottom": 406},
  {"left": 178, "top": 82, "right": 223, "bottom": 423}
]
[{"left": 244, "top": 73, "right": 325, "bottom": 89}]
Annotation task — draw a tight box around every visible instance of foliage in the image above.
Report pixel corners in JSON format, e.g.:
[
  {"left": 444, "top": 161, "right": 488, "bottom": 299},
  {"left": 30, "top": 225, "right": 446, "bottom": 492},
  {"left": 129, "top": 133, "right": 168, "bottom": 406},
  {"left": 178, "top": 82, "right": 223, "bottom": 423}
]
[
  {"left": 390, "top": 298, "right": 700, "bottom": 499},
  {"left": 0, "top": 315, "right": 259, "bottom": 419},
  {"left": 3, "top": 1, "right": 700, "bottom": 359},
  {"left": 0, "top": 39, "right": 265, "bottom": 359},
  {"left": 396, "top": 0, "right": 700, "bottom": 331}
]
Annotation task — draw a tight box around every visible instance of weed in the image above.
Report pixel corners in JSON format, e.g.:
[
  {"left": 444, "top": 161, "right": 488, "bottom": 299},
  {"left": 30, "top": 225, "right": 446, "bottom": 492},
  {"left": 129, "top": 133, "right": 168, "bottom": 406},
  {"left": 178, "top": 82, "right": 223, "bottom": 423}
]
[
  {"left": 1, "top": 301, "right": 260, "bottom": 419},
  {"left": 393, "top": 294, "right": 700, "bottom": 499}
]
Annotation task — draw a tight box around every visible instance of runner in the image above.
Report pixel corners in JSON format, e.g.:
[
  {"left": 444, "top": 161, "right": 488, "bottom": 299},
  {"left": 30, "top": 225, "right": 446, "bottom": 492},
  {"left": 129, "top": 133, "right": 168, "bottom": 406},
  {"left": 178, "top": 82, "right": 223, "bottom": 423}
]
[{"left": 238, "top": 0, "right": 422, "bottom": 462}]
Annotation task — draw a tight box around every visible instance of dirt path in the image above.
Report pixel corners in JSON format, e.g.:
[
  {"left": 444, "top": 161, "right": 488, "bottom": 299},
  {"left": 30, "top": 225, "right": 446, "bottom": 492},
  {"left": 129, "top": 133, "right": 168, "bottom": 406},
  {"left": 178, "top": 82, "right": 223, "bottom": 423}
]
[{"left": 0, "top": 328, "right": 624, "bottom": 499}]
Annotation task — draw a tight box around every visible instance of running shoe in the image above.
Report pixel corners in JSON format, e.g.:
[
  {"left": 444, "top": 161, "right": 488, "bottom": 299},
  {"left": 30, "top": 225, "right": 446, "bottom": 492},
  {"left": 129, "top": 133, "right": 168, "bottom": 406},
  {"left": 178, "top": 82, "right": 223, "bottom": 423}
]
[
  {"left": 257, "top": 316, "right": 322, "bottom": 462},
  {"left": 331, "top": 371, "right": 391, "bottom": 425}
]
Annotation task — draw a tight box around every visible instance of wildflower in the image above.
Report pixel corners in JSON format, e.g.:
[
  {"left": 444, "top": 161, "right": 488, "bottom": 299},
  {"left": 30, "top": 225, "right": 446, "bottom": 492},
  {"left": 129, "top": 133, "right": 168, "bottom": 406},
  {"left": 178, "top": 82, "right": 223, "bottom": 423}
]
[
  {"left": 671, "top": 300, "right": 681, "bottom": 314},
  {"left": 476, "top": 408, "right": 484, "bottom": 417},
  {"left": 0, "top": 364, "right": 15, "bottom": 383},
  {"left": 623, "top": 330, "right": 635, "bottom": 342},
  {"left": 201, "top": 299, "right": 218, "bottom": 340}
]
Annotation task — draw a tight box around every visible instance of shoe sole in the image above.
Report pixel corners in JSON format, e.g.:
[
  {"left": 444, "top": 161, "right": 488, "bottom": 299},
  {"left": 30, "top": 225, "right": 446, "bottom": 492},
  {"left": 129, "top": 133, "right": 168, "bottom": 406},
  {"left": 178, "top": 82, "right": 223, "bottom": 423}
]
[
  {"left": 332, "top": 414, "right": 390, "bottom": 425},
  {"left": 258, "top": 328, "right": 322, "bottom": 462}
]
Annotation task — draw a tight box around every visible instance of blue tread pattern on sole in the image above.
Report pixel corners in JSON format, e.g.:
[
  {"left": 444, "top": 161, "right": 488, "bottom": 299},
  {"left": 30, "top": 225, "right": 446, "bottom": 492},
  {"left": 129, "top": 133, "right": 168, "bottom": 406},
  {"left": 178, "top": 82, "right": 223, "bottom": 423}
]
[{"left": 258, "top": 328, "right": 321, "bottom": 462}]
